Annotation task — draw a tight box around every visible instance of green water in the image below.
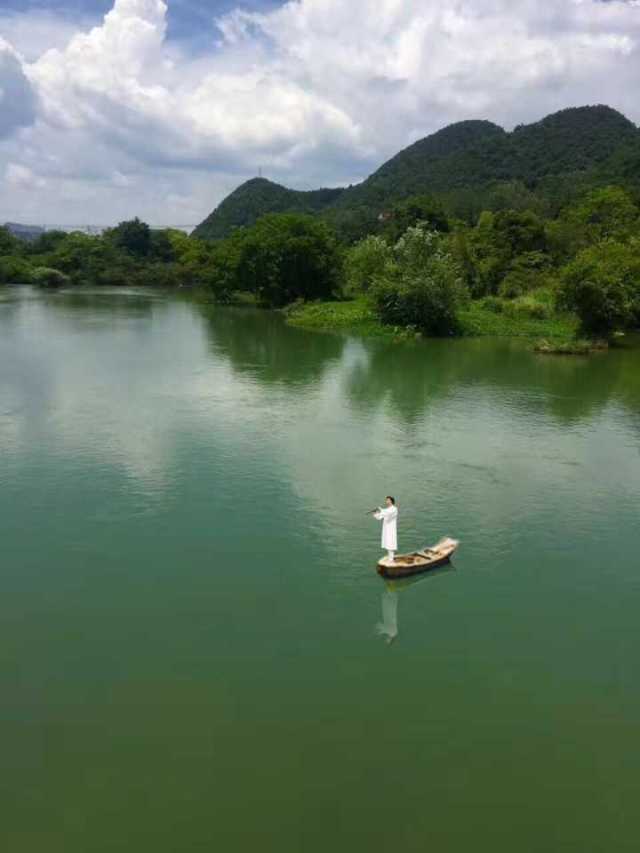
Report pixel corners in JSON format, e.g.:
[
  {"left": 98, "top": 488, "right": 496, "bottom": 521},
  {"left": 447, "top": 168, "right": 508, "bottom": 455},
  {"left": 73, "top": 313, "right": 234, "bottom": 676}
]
[{"left": 2, "top": 284, "right": 640, "bottom": 852}]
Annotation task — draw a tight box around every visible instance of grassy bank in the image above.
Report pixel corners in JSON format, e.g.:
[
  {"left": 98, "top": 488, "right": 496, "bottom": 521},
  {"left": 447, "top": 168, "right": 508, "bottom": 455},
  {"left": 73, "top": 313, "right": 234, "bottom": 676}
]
[
  {"left": 285, "top": 298, "right": 396, "bottom": 337},
  {"left": 286, "top": 296, "right": 580, "bottom": 342}
]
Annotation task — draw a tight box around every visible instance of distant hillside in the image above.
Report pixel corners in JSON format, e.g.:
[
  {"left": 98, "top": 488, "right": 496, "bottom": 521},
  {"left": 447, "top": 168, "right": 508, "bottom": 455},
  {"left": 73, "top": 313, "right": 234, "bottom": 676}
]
[
  {"left": 194, "top": 105, "right": 640, "bottom": 240},
  {"left": 4, "top": 222, "right": 45, "bottom": 242},
  {"left": 192, "top": 179, "right": 344, "bottom": 240}
]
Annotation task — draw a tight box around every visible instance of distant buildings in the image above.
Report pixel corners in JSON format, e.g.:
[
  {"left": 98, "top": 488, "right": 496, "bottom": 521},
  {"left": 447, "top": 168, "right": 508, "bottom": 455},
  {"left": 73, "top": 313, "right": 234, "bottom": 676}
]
[{"left": 4, "top": 222, "right": 196, "bottom": 239}]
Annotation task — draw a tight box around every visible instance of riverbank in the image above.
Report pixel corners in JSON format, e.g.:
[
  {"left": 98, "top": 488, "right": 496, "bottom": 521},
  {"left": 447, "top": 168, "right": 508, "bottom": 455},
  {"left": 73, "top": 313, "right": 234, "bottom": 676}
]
[{"left": 286, "top": 296, "right": 581, "bottom": 342}]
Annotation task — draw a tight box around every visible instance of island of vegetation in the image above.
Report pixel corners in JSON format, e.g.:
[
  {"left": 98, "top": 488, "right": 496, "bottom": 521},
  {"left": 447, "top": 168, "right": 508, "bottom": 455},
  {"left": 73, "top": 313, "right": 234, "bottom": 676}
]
[{"left": 2, "top": 105, "right": 640, "bottom": 347}]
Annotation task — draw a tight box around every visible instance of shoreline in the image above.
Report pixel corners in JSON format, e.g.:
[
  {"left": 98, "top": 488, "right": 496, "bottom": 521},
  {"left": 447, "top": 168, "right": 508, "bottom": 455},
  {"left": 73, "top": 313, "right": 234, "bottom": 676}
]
[
  {"left": 285, "top": 296, "right": 582, "bottom": 345},
  {"left": 4, "top": 283, "right": 625, "bottom": 353}
]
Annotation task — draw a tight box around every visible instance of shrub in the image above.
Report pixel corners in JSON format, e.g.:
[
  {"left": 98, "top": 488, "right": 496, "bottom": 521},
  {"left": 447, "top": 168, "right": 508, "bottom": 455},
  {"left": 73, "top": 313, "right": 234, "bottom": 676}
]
[
  {"left": 502, "top": 296, "right": 551, "bottom": 320},
  {"left": 482, "top": 295, "right": 504, "bottom": 314},
  {"left": 31, "top": 267, "right": 71, "bottom": 288}
]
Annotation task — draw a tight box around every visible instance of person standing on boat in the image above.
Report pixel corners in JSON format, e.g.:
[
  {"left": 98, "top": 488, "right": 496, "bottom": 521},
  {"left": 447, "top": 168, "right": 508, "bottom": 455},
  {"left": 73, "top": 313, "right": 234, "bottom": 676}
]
[{"left": 373, "top": 497, "right": 398, "bottom": 562}]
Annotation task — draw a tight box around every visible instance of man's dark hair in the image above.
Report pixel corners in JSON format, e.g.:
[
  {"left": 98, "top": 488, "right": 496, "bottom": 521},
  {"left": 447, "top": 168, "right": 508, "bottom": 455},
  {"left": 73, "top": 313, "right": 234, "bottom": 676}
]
[{"left": 386, "top": 496, "right": 396, "bottom": 505}]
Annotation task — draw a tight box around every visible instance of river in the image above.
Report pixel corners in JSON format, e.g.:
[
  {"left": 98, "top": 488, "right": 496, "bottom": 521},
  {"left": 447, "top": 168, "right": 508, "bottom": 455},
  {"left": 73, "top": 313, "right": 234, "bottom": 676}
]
[{"left": 2, "top": 285, "right": 640, "bottom": 851}]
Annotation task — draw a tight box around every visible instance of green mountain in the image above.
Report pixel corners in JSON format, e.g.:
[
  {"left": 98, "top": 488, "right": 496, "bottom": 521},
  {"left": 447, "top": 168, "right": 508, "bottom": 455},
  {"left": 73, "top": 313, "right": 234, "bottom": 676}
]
[
  {"left": 193, "top": 106, "right": 640, "bottom": 241},
  {"left": 192, "top": 178, "right": 344, "bottom": 240}
]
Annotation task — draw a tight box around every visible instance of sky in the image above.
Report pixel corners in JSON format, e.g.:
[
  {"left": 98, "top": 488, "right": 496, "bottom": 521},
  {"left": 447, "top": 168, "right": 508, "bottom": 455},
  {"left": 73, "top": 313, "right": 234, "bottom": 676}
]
[{"left": 0, "top": 0, "right": 639, "bottom": 226}]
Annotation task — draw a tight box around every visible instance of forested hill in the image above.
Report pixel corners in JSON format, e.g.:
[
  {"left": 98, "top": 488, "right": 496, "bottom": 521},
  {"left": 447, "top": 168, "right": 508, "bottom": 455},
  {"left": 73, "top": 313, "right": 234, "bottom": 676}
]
[
  {"left": 193, "top": 105, "right": 640, "bottom": 241},
  {"left": 192, "top": 179, "right": 344, "bottom": 240}
]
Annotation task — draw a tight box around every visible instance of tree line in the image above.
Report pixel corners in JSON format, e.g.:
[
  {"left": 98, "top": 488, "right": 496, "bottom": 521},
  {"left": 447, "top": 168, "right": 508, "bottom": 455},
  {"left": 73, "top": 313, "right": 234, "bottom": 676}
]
[{"left": 2, "top": 183, "right": 640, "bottom": 338}]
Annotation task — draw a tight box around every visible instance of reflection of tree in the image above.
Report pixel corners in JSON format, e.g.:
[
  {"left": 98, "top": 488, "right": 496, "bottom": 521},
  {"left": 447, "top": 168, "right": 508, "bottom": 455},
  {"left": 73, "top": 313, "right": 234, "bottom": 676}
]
[
  {"left": 347, "top": 336, "right": 638, "bottom": 427},
  {"left": 40, "top": 287, "right": 165, "bottom": 321},
  {"left": 0, "top": 286, "right": 25, "bottom": 330},
  {"left": 196, "top": 303, "right": 345, "bottom": 387},
  {"left": 609, "top": 336, "right": 640, "bottom": 439}
]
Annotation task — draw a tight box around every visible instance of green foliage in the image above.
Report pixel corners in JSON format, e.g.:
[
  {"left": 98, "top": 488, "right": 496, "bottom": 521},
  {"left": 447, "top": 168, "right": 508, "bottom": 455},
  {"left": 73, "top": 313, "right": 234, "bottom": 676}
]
[
  {"left": 31, "top": 267, "right": 71, "bottom": 288},
  {"left": 370, "top": 226, "right": 468, "bottom": 335},
  {"left": 498, "top": 251, "right": 550, "bottom": 298},
  {"left": 220, "top": 213, "right": 343, "bottom": 307},
  {"left": 106, "top": 217, "right": 152, "bottom": 257},
  {"left": 559, "top": 239, "right": 640, "bottom": 335},
  {"left": 194, "top": 105, "right": 640, "bottom": 242},
  {"left": 0, "top": 256, "right": 34, "bottom": 284},
  {"left": 149, "top": 229, "right": 177, "bottom": 262},
  {"left": 2, "top": 105, "right": 639, "bottom": 346},
  {"left": 192, "top": 178, "right": 344, "bottom": 241},
  {"left": 0, "top": 226, "right": 21, "bottom": 255},
  {"left": 457, "top": 298, "right": 578, "bottom": 340},
  {"left": 286, "top": 297, "right": 390, "bottom": 337},
  {"left": 26, "top": 230, "right": 68, "bottom": 255},
  {"left": 467, "top": 209, "right": 548, "bottom": 296},
  {"left": 382, "top": 195, "right": 450, "bottom": 242},
  {"left": 501, "top": 295, "right": 552, "bottom": 321},
  {"left": 566, "top": 186, "right": 639, "bottom": 242},
  {"left": 344, "top": 235, "right": 392, "bottom": 295}
]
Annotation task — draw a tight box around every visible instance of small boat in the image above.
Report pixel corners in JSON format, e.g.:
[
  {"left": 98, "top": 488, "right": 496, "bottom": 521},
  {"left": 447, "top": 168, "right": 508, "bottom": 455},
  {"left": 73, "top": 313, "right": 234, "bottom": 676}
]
[{"left": 377, "top": 537, "right": 459, "bottom": 579}]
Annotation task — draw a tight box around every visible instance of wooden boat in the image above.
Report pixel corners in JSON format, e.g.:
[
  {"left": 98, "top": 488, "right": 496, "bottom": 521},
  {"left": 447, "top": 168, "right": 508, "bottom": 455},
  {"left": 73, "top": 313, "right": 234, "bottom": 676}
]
[{"left": 377, "top": 536, "right": 459, "bottom": 579}]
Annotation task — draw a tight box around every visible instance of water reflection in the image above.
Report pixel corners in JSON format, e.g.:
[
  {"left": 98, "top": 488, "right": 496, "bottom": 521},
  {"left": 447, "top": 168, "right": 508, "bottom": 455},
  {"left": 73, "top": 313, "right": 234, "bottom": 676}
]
[
  {"left": 344, "top": 335, "right": 640, "bottom": 427},
  {"left": 196, "top": 302, "right": 345, "bottom": 387},
  {"left": 190, "top": 298, "right": 640, "bottom": 428},
  {"left": 376, "top": 586, "right": 399, "bottom": 645},
  {"left": 376, "top": 565, "right": 455, "bottom": 645}
]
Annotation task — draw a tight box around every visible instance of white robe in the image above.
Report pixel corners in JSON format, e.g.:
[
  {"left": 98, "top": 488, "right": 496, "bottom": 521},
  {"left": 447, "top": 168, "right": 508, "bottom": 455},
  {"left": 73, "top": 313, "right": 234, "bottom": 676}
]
[{"left": 374, "top": 505, "right": 398, "bottom": 551}]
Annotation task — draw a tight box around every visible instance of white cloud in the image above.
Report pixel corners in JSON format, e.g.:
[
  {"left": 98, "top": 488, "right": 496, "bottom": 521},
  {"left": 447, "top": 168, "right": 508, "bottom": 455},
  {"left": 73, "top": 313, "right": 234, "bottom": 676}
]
[
  {"left": 5, "top": 162, "right": 46, "bottom": 190},
  {"left": 1, "top": 0, "right": 640, "bottom": 225}
]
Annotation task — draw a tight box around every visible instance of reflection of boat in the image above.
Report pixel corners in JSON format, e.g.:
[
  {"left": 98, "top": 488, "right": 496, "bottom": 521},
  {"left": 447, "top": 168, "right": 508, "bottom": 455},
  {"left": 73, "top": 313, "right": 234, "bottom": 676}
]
[
  {"left": 377, "top": 537, "right": 459, "bottom": 579},
  {"left": 384, "top": 562, "right": 455, "bottom": 591}
]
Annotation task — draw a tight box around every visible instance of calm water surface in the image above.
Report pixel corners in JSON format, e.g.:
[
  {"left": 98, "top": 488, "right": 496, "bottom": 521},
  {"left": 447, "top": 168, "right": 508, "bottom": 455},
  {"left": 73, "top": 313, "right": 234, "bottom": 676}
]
[{"left": 2, "top": 285, "right": 640, "bottom": 852}]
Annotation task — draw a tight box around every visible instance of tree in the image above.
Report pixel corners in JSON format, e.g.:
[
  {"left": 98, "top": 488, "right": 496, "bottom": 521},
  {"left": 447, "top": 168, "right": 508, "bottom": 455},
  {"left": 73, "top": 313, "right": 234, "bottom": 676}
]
[
  {"left": 466, "top": 209, "right": 548, "bottom": 296},
  {"left": 498, "top": 251, "right": 550, "bottom": 298},
  {"left": 370, "top": 225, "right": 468, "bottom": 335},
  {"left": 383, "top": 195, "right": 449, "bottom": 242},
  {"left": 568, "top": 186, "right": 638, "bottom": 242},
  {"left": 559, "top": 239, "right": 640, "bottom": 335},
  {"left": 106, "top": 217, "right": 151, "bottom": 257},
  {"left": 27, "top": 230, "right": 68, "bottom": 255},
  {"left": 149, "top": 229, "right": 177, "bottom": 262},
  {"left": 231, "top": 214, "right": 343, "bottom": 306}
]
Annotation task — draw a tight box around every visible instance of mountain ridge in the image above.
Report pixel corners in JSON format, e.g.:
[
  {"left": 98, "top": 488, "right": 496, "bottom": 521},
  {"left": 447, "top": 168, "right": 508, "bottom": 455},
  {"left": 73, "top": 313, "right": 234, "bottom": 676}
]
[{"left": 192, "top": 105, "right": 640, "bottom": 241}]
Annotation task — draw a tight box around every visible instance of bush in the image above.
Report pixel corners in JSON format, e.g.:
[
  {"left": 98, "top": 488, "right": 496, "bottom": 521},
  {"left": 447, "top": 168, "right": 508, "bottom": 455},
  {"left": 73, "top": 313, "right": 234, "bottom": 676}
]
[
  {"left": 502, "top": 296, "right": 551, "bottom": 320},
  {"left": 482, "top": 295, "right": 504, "bottom": 314},
  {"left": 31, "top": 267, "right": 71, "bottom": 288},
  {"left": 559, "top": 239, "right": 640, "bottom": 335},
  {"left": 370, "top": 226, "right": 468, "bottom": 335}
]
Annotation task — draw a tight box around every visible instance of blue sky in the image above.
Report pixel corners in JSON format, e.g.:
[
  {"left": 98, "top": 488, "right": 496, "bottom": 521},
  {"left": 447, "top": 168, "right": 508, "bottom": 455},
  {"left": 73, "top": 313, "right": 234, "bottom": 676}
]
[
  {"left": 1, "top": 0, "right": 282, "bottom": 47},
  {"left": 1, "top": 0, "right": 639, "bottom": 226}
]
